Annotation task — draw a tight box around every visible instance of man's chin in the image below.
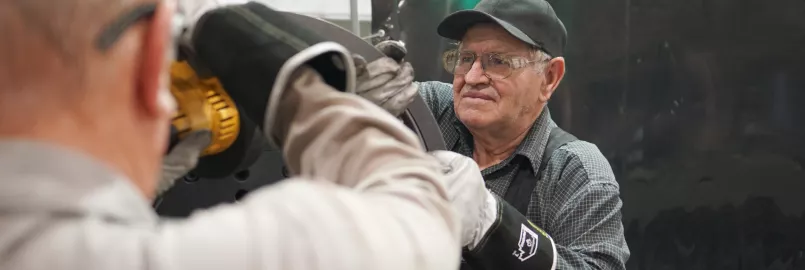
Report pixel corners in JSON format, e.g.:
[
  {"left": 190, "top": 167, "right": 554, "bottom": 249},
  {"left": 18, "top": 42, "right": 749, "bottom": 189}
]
[{"left": 457, "top": 111, "right": 495, "bottom": 130}]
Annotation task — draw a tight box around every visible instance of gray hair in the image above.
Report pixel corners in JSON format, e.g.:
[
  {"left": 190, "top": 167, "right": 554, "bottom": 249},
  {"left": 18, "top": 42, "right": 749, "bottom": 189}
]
[{"left": 528, "top": 47, "right": 552, "bottom": 73}]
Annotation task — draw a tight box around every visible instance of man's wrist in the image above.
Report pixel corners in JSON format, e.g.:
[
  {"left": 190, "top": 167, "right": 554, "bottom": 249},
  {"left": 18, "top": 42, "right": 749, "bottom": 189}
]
[{"left": 463, "top": 199, "right": 557, "bottom": 270}]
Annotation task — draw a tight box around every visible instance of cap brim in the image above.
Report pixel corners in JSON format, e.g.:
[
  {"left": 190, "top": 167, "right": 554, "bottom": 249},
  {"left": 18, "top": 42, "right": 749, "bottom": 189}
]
[{"left": 437, "top": 10, "right": 537, "bottom": 48}]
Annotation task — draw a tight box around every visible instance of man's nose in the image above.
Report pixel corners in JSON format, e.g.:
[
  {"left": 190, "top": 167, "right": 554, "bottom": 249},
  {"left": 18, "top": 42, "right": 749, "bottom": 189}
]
[{"left": 463, "top": 60, "right": 489, "bottom": 85}]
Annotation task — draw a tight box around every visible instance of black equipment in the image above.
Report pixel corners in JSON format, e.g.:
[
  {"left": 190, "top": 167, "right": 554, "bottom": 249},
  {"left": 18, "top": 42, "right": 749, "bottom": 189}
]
[{"left": 154, "top": 11, "right": 446, "bottom": 216}]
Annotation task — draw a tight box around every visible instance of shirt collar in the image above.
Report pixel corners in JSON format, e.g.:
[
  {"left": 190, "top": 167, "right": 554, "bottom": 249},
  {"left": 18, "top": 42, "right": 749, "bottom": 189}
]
[
  {"left": 513, "top": 108, "right": 555, "bottom": 175},
  {"left": 452, "top": 108, "right": 556, "bottom": 176},
  {"left": 0, "top": 140, "right": 157, "bottom": 224}
]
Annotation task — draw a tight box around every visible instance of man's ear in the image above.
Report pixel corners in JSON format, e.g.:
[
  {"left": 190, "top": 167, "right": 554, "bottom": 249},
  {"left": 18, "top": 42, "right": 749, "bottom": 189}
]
[
  {"left": 539, "top": 57, "right": 566, "bottom": 102},
  {"left": 138, "top": 0, "right": 176, "bottom": 118}
]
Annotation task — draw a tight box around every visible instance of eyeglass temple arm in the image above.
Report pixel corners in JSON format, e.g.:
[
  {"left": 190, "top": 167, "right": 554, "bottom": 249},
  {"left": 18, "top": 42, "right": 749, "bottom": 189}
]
[{"left": 95, "top": 3, "right": 158, "bottom": 52}]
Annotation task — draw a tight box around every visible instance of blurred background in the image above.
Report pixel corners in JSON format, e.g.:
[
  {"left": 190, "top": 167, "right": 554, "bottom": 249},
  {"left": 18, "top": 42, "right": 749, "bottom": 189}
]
[
  {"left": 392, "top": 0, "right": 805, "bottom": 268},
  {"left": 160, "top": 0, "right": 805, "bottom": 269},
  {"left": 261, "top": 0, "right": 375, "bottom": 36}
]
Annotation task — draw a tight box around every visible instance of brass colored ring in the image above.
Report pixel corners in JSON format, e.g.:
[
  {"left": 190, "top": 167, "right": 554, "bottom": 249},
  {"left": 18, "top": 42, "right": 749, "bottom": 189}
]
[{"left": 170, "top": 61, "right": 240, "bottom": 156}]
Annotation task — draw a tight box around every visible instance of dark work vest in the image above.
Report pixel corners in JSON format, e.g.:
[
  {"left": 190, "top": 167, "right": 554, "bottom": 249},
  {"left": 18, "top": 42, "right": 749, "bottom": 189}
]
[{"left": 460, "top": 127, "right": 577, "bottom": 270}]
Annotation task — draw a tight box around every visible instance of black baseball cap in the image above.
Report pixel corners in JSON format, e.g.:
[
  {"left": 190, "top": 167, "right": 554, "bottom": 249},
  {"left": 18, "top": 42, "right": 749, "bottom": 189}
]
[{"left": 437, "top": 0, "right": 567, "bottom": 57}]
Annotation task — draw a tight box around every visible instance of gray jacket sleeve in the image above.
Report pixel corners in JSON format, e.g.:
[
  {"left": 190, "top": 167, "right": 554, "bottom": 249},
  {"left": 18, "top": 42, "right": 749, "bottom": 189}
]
[
  {"left": 155, "top": 67, "right": 462, "bottom": 270},
  {"left": 0, "top": 67, "right": 461, "bottom": 270}
]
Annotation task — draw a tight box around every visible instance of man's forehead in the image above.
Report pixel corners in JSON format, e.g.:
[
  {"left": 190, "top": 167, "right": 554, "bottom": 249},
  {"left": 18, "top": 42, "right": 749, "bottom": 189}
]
[{"left": 460, "top": 24, "right": 529, "bottom": 53}]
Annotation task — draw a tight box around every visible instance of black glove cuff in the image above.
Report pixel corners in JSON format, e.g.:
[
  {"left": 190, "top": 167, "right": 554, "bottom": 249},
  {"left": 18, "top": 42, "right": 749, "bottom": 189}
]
[{"left": 462, "top": 200, "right": 557, "bottom": 270}]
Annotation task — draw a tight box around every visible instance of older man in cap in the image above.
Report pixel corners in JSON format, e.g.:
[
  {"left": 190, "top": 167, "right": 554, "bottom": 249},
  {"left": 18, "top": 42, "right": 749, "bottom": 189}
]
[{"left": 400, "top": 0, "right": 631, "bottom": 269}]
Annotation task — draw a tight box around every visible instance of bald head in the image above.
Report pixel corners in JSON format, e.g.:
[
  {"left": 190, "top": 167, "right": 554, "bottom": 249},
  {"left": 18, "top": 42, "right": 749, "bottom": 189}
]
[
  {"left": 0, "top": 0, "right": 130, "bottom": 93},
  {"left": 0, "top": 0, "right": 178, "bottom": 196}
]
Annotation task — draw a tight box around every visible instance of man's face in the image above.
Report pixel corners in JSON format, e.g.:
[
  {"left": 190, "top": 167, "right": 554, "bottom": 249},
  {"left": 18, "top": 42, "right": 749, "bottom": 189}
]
[{"left": 452, "top": 24, "right": 547, "bottom": 130}]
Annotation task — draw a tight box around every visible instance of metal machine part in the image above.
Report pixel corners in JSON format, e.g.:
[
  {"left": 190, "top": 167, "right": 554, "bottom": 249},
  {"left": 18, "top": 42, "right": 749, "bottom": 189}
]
[
  {"left": 168, "top": 59, "right": 262, "bottom": 179},
  {"left": 370, "top": 0, "right": 399, "bottom": 44},
  {"left": 155, "top": 12, "right": 446, "bottom": 217},
  {"left": 169, "top": 61, "right": 240, "bottom": 156},
  {"left": 386, "top": 0, "right": 805, "bottom": 268},
  {"left": 155, "top": 98, "right": 445, "bottom": 217}
]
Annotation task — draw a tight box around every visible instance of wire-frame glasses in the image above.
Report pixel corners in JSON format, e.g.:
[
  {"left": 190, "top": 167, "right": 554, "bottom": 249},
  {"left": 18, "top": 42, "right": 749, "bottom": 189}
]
[{"left": 442, "top": 49, "right": 545, "bottom": 80}]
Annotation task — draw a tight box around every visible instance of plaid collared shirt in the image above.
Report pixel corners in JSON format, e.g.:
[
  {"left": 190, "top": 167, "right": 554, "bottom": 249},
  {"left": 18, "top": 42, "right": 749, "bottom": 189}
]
[{"left": 417, "top": 81, "right": 630, "bottom": 270}]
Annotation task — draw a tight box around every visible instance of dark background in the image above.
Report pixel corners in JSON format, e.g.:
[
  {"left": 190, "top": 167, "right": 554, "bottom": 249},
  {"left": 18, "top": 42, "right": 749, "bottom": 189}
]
[{"left": 396, "top": 0, "right": 805, "bottom": 268}]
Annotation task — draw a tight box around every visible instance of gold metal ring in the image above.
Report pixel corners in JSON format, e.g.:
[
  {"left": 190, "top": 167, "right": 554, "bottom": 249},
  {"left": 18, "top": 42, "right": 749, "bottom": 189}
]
[{"left": 170, "top": 61, "right": 240, "bottom": 156}]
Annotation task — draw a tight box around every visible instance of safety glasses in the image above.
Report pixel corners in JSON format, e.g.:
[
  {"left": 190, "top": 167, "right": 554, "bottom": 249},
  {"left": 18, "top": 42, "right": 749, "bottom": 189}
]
[{"left": 441, "top": 49, "right": 547, "bottom": 80}]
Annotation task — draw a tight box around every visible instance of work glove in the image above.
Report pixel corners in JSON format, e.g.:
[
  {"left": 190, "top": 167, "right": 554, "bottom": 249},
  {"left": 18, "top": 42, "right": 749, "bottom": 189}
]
[
  {"left": 352, "top": 40, "right": 417, "bottom": 117},
  {"left": 430, "top": 150, "right": 558, "bottom": 270},
  {"left": 375, "top": 40, "right": 407, "bottom": 63},
  {"left": 157, "top": 129, "right": 212, "bottom": 196},
  {"left": 191, "top": 2, "right": 355, "bottom": 148},
  {"left": 429, "top": 150, "right": 498, "bottom": 248}
]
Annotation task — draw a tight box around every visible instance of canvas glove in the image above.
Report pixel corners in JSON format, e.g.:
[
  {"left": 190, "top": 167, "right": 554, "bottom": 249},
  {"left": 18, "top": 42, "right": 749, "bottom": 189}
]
[
  {"left": 157, "top": 130, "right": 212, "bottom": 196},
  {"left": 429, "top": 150, "right": 498, "bottom": 248},
  {"left": 352, "top": 40, "right": 417, "bottom": 117},
  {"left": 375, "top": 40, "right": 407, "bottom": 63}
]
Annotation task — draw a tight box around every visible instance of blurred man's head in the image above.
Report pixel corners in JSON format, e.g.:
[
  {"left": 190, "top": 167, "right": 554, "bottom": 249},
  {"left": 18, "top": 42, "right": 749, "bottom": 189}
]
[
  {"left": 437, "top": 0, "right": 566, "bottom": 134},
  {"left": 0, "top": 0, "right": 177, "bottom": 197}
]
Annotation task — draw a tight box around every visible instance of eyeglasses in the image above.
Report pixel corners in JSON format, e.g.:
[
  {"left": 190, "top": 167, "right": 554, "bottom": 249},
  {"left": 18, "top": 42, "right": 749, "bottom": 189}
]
[
  {"left": 95, "top": 3, "right": 157, "bottom": 52},
  {"left": 441, "top": 49, "right": 547, "bottom": 80},
  {"left": 95, "top": 3, "right": 183, "bottom": 53}
]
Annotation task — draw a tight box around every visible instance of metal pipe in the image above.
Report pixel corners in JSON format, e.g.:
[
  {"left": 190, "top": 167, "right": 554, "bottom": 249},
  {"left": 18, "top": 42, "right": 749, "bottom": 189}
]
[
  {"left": 361, "top": 29, "right": 385, "bottom": 40},
  {"left": 350, "top": 0, "right": 360, "bottom": 34}
]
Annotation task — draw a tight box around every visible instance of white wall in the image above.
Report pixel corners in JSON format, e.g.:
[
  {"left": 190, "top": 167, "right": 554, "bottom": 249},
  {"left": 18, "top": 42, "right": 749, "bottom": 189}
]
[{"left": 258, "top": 0, "right": 373, "bottom": 21}]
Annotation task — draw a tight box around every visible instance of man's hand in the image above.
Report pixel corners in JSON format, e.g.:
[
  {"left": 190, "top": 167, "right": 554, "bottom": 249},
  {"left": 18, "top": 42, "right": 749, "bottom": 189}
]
[
  {"left": 375, "top": 40, "right": 407, "bottom": 63},
  {"left": 352, "top": 40, "right": 417, "bottom": 117},
  {"left": 430, "top": 150, "right": 498, "bottom": 248},
  {"left": 157, "top": 130, "right": 211, "bottom": 196}
]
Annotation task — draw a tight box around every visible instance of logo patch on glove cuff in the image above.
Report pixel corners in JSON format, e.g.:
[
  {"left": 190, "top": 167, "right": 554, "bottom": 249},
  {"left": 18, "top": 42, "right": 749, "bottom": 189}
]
[{"left": 513, "top": 223, "right": 539, "bottom": 261}]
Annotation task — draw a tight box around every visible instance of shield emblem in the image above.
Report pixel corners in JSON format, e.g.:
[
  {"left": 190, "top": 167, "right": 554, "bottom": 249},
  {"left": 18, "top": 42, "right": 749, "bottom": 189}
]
[{"left": 513, "top": 223, "right": 539, "bottom": 261}]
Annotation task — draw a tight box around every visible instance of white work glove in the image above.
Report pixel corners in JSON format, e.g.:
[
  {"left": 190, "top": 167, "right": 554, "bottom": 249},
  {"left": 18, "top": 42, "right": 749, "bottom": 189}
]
[
  {"left": 375, "top": 40, "right": 408, "bottom": 63},
  {"left": 430, "top": 150, "right": 499, "bottom": 248},
  {"left": 352, "top": 41, "right": 418, "bottom": 117},
  {"left": 157, "top": 130, "right": 212, "bottom": 196}
]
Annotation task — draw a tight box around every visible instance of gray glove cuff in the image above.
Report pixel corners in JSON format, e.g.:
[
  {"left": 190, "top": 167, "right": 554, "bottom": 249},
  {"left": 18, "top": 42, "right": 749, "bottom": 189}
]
[
  {"left": 157, "top": 130, "right": 212, "bottom": 196},
  {"left": 353, "top": 57, "right": 416, "bottom": 117}
]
